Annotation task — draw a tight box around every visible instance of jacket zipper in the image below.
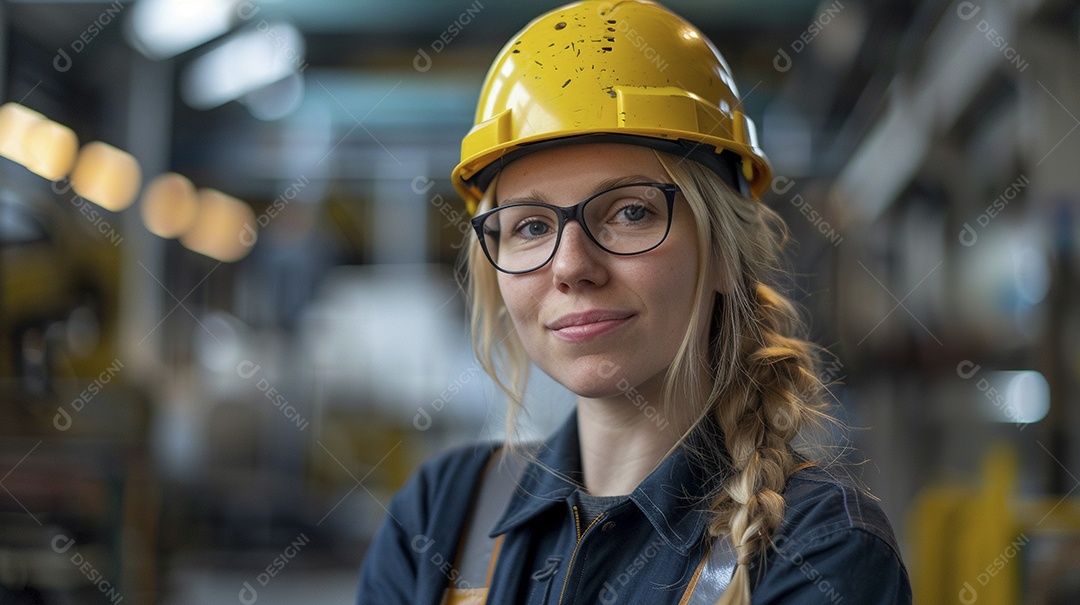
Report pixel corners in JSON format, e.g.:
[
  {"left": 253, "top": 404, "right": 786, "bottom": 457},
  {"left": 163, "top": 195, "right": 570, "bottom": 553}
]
[{"left": 556, "top": 505, "right": 605, "bottom": 605}]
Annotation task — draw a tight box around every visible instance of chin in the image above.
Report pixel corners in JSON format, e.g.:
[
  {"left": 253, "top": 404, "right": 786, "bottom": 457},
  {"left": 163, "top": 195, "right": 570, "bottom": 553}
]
[
  {"left": 564, "top": 382, "right": 626, "bottom": 400},
  {"left": 544, "top": 360, "right": 654, "bottom": 401},
  {"left": 532, "top": 362, "right": 613, "bottom": 398}
]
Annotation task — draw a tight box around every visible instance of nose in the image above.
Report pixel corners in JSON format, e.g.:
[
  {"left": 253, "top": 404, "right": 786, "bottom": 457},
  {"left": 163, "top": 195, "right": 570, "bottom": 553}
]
[{"left": 549, "top": 219, "right": 608, "bottom": 290}]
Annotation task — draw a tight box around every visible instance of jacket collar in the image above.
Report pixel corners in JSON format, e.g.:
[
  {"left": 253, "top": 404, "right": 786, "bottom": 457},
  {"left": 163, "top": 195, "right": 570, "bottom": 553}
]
[{"left": 490, "top": 410, "right": 726, "bottom": 556}]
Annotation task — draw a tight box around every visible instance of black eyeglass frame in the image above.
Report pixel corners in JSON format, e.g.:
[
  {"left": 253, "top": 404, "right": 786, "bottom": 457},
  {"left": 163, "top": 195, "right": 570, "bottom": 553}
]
[{"left": 470, "top": 182, "right": 681, "bottom": 275}]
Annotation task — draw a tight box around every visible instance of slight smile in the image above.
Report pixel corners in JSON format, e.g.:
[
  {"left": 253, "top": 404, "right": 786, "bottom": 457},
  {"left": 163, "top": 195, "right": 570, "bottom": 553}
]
[{"left": 547, "top": 310, "right": 635, "bottom": 343}]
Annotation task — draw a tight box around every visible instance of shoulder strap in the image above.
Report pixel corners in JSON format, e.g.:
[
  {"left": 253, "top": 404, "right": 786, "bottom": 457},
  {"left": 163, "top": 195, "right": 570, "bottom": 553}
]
[
  {"left": 453, "top": 448, "right": 524, "bottom": 590},
  {"left": 681, "top": 459, "right": 813, "bottom": 601},
  {"left": 679, "top": 538, "right": 738, "bottom": 605}
]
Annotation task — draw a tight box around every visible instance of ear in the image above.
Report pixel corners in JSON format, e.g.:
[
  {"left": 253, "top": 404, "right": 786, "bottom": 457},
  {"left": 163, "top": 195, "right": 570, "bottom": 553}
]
[{"left": 707, "top": 255, "right": 732, "bottom": 296}]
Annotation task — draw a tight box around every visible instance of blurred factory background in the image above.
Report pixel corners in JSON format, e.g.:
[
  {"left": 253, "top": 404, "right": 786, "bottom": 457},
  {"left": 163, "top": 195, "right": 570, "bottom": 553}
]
[{"left": 0, "top": 0, "right": 1077, "bottom": 603}]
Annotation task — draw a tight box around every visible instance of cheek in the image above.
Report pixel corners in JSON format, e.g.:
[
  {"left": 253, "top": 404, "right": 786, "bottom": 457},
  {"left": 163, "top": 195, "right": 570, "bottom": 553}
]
[
  {"left": 496, "top": 274, "right": 537, "bottom": 327},
  {"left": 660, "top": 270, "right": 701, "bottom": 326},
  {"left": 653, "top": 246, "right": 708, "bottom": 336}
]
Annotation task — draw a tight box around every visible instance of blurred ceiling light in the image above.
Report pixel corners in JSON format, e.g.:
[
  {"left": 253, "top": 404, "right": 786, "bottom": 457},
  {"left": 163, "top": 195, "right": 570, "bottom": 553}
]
[
  {"left": 0, "top": 103, "right": 79, "bottom": 180},
  {"left": 69, "top": 142, "right": 142, "bottom": 212},
  {"left": 180, "top": 188, "right": 257, "bottom": 262},
  {"left": 127, "top": 0, "right": 241, "bottom": 60},
  {"left": 182, "top": 21, "right": 306, "bottom": 110},
  {"left": 1012, "top": 244, "right": 1050, "bottom": 307},
  {"left": 977, "top": 370, "right": 1050, "bottom": 424},
  {"left": 241, "top": 72, "right": 305, "bottom": 121},
  {"left": 193, "top": 311, "right": 245, "bottom": 372},
  {"left": 0, "top": 103, "right": 44, "bottom": 168},
  {"left": 140, "top": 172, "right": 200, "bottom": 238},
  {"left": 25, "top": 119, "right": 79, "bottom": 181}
]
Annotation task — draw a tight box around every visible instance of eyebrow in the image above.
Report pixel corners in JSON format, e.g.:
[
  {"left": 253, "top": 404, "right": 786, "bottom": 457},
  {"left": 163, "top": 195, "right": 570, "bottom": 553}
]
[{"left": 498, "top": 174, "right": 663, "bottom": 205}]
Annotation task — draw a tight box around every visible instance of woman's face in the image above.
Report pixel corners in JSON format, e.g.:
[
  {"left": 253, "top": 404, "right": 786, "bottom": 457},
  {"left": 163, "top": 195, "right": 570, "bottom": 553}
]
[{"left": 494, "top": 143, "right": 715, "bottom": 401}]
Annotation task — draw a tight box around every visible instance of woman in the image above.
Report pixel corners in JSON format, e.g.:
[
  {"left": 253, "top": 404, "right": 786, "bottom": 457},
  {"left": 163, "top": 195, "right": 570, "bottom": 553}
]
[{"left": 358, "top": 1, "right": 911, "bottom": 603}]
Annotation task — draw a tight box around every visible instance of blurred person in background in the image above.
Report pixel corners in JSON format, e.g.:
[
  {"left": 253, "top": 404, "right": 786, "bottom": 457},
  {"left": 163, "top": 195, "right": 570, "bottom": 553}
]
[{"left": 357, "top": 1, "right": 911, "bottom": 603}]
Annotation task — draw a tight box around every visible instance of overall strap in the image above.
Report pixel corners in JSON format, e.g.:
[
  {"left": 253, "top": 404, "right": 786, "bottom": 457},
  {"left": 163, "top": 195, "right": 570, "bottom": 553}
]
[
  {"left": 452, "top": 449, "right": 524, "bottom": 593},
  {"left": 678, "top": 461, "right": 812, "bottom": 602},
  {"left": 679, "top": 537, "right": 738, "bottom": 604}
]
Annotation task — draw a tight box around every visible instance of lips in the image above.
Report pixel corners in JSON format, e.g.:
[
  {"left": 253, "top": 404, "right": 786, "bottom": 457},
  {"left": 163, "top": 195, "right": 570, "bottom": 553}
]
[{"left": 547, "top": 310, "right": 635, "bottom": 342}]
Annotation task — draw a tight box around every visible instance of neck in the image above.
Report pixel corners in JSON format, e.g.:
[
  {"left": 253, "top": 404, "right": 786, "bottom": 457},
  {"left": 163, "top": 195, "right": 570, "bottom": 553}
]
[{"left": 576, "top": 386, "right": 698, "bottom": 496}]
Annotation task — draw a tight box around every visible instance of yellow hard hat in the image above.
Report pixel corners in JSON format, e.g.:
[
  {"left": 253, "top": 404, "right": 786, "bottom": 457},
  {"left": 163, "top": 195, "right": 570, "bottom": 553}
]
[{"left": 452, "top": 0, "right": 772, "bottom": 215}]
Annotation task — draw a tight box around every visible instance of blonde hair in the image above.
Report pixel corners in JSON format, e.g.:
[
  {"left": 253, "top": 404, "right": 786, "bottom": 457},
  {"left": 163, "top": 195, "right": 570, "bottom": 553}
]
[{"left": 460, "top": 150, "right": 833, "bottom": 605}]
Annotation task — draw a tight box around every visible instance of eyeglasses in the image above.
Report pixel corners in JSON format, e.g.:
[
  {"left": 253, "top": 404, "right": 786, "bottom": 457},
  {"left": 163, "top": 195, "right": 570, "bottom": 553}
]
[{"left": 471, "top": 182, "right": 680, "bottom": 274}]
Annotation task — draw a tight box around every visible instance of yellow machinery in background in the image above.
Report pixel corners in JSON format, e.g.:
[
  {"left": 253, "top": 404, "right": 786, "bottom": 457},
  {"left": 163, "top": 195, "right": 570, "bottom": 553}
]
[
  {"left": 0, "top": 162, "right": 159, "bottom": 602},
  {"left": 0, "top": 186, "right": 122, "bottom": 396},
  {"left": 910, "top": 445, "right": 1080, "bottom": 604}
]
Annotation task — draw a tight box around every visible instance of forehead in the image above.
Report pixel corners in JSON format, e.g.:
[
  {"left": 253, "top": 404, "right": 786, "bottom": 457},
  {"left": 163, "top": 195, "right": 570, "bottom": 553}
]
[{"left": 495, "top": 143, "right": 669, "bottom": 202}]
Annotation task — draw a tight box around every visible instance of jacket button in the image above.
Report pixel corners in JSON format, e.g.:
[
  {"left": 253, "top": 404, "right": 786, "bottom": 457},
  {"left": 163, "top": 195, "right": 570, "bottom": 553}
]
[{"left": 601, "top": 521, "right": 616, "bottom": 532}]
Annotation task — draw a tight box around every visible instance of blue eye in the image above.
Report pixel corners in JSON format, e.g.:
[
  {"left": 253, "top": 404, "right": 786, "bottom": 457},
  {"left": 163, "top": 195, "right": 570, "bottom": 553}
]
[
  {"left": 512, "top": 217, "right": 554, "bottom": 239},
  {"left": 524, "top": 221, "right": 550, "bottom": 236},
  {"left": 619, "top": 205, "right": 647, "bottom": 222}
]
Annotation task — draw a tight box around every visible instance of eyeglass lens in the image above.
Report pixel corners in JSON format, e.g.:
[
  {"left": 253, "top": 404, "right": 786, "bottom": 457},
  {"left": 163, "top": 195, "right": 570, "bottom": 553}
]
[{"left": 477, "top": 184, "right": 673, "bottom": 273}]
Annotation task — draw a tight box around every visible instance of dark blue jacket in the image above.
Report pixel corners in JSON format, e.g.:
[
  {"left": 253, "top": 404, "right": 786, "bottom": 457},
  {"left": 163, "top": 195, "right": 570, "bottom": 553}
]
[{"left": 357, "top": 412, "right": 912, "bottom": 604}]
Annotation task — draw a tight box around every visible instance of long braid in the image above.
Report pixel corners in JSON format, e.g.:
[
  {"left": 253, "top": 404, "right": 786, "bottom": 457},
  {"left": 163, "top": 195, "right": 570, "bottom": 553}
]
[{"left": 712, "top": 283, "right": 822, "bottom": 604}]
